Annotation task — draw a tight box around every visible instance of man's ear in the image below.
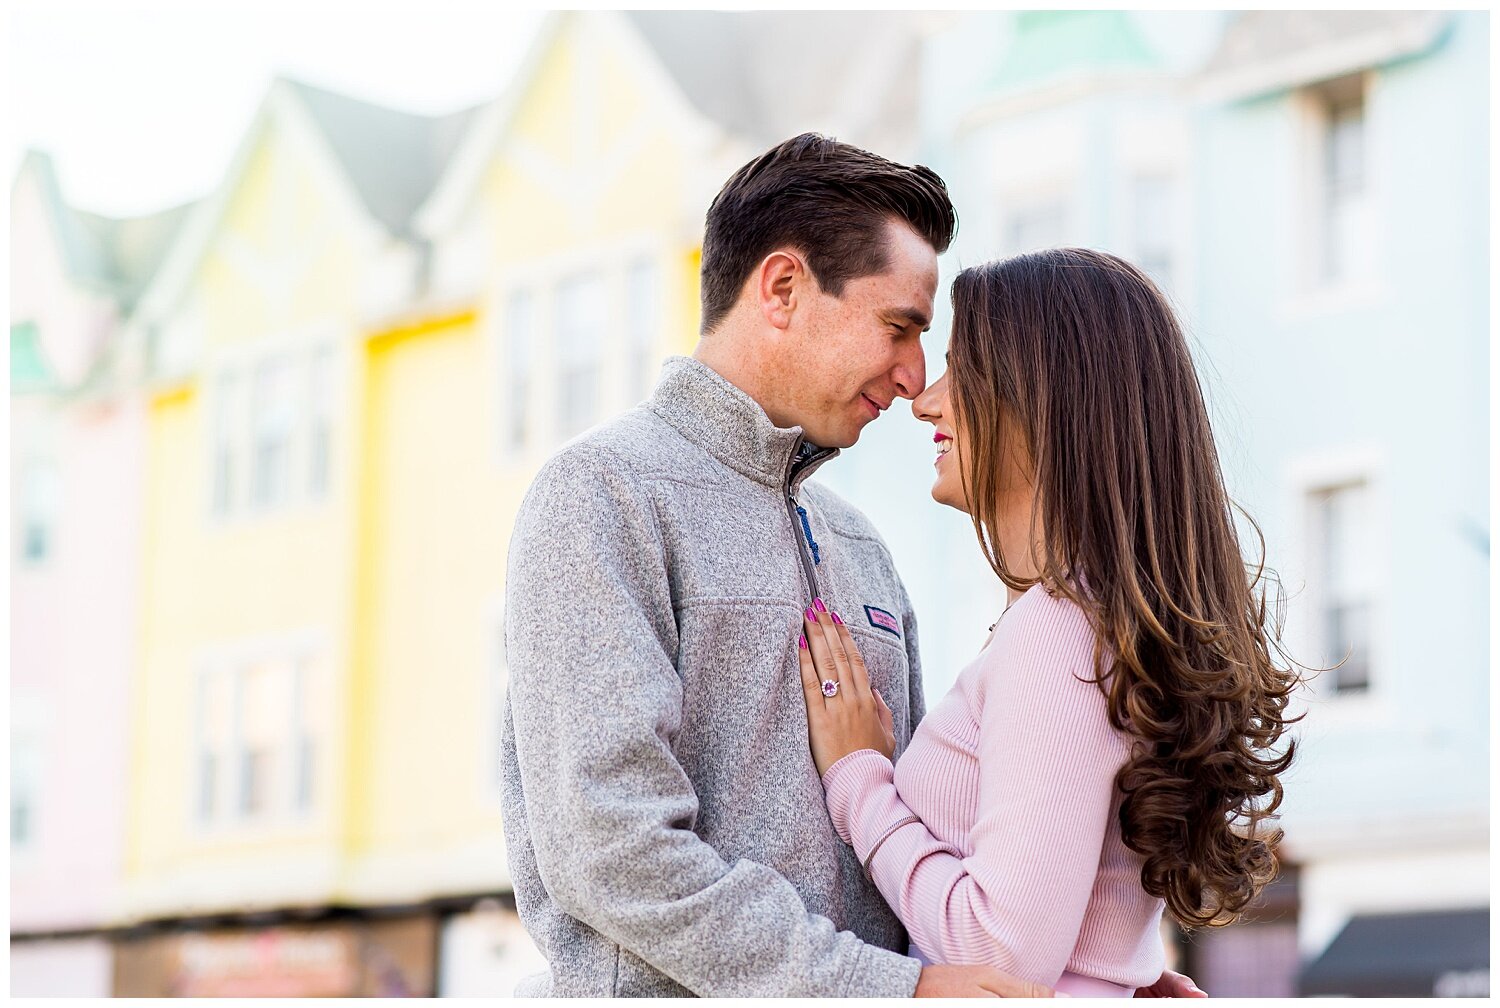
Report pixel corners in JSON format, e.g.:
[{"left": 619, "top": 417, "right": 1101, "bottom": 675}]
[{"left": 756, "top": 249, "right": 806, "bottom": 331}]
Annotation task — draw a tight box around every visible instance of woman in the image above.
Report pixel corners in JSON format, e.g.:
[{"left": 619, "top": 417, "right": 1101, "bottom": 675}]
[{"left": 798, "top": 248, "right": 1300, "bottom": 996}]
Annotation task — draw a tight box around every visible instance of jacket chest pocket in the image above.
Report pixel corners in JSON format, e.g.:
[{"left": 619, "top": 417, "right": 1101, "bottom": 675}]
[{"left": 843, "top": 626, "right": 913, "bottom": 755}]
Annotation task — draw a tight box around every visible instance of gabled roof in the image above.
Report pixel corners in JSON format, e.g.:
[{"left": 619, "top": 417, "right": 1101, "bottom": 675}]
[
  {"left": 129, "top": 76, "right": 483, "bottom": 329},
  {"left": 1198, "top": 11, "right": 1450, "bottom": 102},
  {"left": 283, "top": 78, "right": 481, "bottom": 238},
  {"left": 625, "top": 11, "right": 928, "bottom": 148},
  {"left": 418, "top": 11, "right": 932, "bottom": 237},
  {"left": 13, "top": 149, "right": 198, "bottom": 311},
  {"left": 71, "top": 200, "right": 197, "bottom": 311}
]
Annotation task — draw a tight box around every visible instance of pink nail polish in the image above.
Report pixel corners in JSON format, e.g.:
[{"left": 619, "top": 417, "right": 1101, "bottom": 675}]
[
  {"left": 830, "top": 610, "right": 843, "bottom": 625},
  {"left": 799, "top": 634, "right": 807, "bottom": 650},
  {"left": 805, "top": 607, "right": 817, "bottom": 621},
  {"left": 813, "top": 597, "right": 827, "bottom": 613}
]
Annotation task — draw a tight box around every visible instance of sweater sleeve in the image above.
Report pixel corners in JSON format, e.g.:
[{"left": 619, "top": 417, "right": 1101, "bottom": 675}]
[
  {"left": 820, "top": 595, "right": 1130, "bottom": 985},
  {"left": 507, "top": 446, "right": 920, "bottom": 997}
]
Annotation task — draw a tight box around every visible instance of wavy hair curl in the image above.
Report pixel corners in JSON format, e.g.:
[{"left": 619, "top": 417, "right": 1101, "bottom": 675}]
[{"left": 948, "top": 248, "right": 1304, "bottom": 927}]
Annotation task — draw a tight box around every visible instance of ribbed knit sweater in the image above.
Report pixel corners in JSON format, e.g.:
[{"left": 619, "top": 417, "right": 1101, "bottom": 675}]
[{"left": 821, "top": 583, "right": 1167, "bottom": 994}]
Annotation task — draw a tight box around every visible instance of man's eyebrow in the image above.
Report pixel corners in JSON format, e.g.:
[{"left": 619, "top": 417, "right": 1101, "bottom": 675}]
[{"left": 887, "top": 307, "right": 932, "bottom": 331}]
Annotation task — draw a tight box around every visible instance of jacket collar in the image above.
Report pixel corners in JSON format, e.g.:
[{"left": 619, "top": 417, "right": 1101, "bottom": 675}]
[{"left": 648, "top": 355, "right": 839, "bottom": 492}]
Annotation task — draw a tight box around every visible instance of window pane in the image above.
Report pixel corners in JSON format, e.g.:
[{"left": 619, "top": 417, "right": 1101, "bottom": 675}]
[
  {"left": 10, "top": 739, "right": 37, "bottom": 848},
  {"left": 212, "top": 373, "right": 240, "bottom": 515},
  {"left": 626, "top": 258, "right": 660, "bottom": 398},
  {"left": 307, "top": 347, "right": 333, "bottom": 497},
  {"left": 292, "top": 658, "right": 315, "bottom": 812},
  {"left": 504, "top": 291, "right": 533, "bottom": 453},
  {"left": 555, "top": 273, "right": 606, "bottom": 437},
  {"left": 239, "top": 749, "right": 269, "bottom": 817},
  {"left": 1132, "top": 175, "right": 1174, "bottom": 285},
  {"left": 251, "top": 357, "right": 296, "bottom": 507},
  {"left": 1310, "top": 482, "right": 1373, "bottom": 693},
  {"left": 1329, "top": 603, "right": 1371, "bottom": 692},
  {"left": 238, "top": 659, "right": 289, "bottom": 817},
  {"left": 1321, "top": 88, "right": 1368, "bottom": 283},
  {"left": 21, "top": 459, "right": 58, "bottom": 561},
  {"left": 196, "top": 669, "right": 229, "bottom": 822}
]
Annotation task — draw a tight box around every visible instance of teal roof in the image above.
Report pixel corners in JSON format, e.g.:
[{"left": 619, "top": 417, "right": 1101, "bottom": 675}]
[
  {"left": 11, "top": 321, "right": 53, "bottom": 393},
  {"left": 989, "top": 11, "right": 1161, "bottom": 93}
]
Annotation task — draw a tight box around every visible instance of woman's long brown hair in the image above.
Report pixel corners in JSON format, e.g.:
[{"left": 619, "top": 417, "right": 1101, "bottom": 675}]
[{"left": 947, "top": 248, "right": 1302, "bottom": 928}]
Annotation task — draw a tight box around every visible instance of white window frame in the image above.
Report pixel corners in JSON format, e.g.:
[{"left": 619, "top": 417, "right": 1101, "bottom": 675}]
[
  {"left": 1282, "top": 447, "right": 1391, "bottom": 723},
  {"left": 10, "top": 691, "right": 47, "bottom": 864},
  {"left": 188, "top": 630, "right": 329, "bottom": 838},
  {"left": 624, "top": 255, "right": 663, "bottom": 402},
  {"left": 497, "top": 288, "right": 537, "bottom": 463},
  {"left": 306, "top": 343, "right": 336, "bottom": 499},
  {"left": 1127, "top": 170, "right": 1178, "bottom": 289},
  {"left": 249, "top": 352, "right": 298, "bottom": 512},
  {"left": 18, "top": 455, "right": 60, "bottom": 565},
  {"left": 204, "top": 329, "right": 341, "bottom": 525},
  {"left": 11, "top": 732, "right": 41, "bottom": 855},
  {"left": 554, "top": 270, "right": 608, "bottom": 439},
  {"left": 491, "top": 235, "right": 671, "bottom": 466},
  {"left": 1286, "top": 70, "right": 1383, "bottom": 315}
]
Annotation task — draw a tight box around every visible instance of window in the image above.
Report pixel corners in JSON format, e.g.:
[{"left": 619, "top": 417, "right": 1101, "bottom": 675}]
[
  {"left": 502, "top": 291, "right": 534, "bottom": 454},
  {"left": 1005, "top": 200, "right": 1068, "bottom": 253},
  {"left": 212, "top": 343, "right": 335, "bottom": 518},
  {"left": 1307, "top": 481, "right": 1374, "bottom": 693},
  {"left": 625, "top": 258, "right": 660, "bottom": 399},
  {"left": 195, "top": 650, "right": 319, "bottom": 826},
  {"left": 291, "top": 657, "right": 315, "bottom": 812},
  {"left": 251, "top": 357, "right": 296, "bottom": 508},
  {"left": 11, "top": 737, "right": 38, "bottom": 850},
  {"left": 211, "top": 373, "right": 241, "bottom": 515},
  {"left": 1131, "top": 174, "right": 1175, "bottom": 286},
  {"left": 1309, "top": 74, "right": 1371, "bottom": 286},
  {"left": 19, "top": 458, "right": 59, "bottom": 563},
  {"left": 196, "top": 669, "right": 230, "bottom": 822},
  {"left": 307, "top": 347, "right": 334, "bottom": 497},
  {"left": 555, "top": 273, "right": 606, "bottom": 438},
  {"left": 237, "top": 659, "right": 288, "bottom": 818}
]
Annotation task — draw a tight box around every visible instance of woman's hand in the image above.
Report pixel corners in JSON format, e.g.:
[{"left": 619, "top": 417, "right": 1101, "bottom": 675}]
[{"left": 798, "top": 602, "right": 897, "bottom": 777}]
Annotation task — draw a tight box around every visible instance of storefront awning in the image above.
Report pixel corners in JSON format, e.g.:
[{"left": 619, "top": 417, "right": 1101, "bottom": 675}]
[{"left": 1299, "top": 907, "right": 1489, "bottom": 997}]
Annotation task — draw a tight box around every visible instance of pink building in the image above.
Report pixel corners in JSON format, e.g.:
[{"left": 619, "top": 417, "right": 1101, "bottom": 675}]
[{"left": 9, "top": 152, "right": 192, "bottom": 995}]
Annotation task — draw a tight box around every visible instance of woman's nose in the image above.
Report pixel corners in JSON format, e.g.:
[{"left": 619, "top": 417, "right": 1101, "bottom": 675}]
[{"left": 912, "top": 374, "right": 944, "bottom": 423}]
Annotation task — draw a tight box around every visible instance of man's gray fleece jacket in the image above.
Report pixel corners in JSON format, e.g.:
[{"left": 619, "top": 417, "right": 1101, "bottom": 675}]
[{"left": 500, "top": 355, "right": 927, "bottom": 996}]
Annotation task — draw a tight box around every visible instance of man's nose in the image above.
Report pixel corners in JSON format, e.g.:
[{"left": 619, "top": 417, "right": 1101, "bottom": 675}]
[{"left": 893, "top": 344, "right": 927, "bottom": 401}]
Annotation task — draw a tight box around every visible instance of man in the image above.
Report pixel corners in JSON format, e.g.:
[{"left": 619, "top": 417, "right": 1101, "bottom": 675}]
[{"left": 501, "top": 134, "right": 1202, "bottom": 997}]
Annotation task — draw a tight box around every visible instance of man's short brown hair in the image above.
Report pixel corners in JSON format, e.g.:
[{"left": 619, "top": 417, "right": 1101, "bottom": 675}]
[{"left": 699, "top": 133, "right": 957, "bottom": 334}]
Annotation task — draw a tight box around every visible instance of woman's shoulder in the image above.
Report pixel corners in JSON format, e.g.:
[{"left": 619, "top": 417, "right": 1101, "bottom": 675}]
[
  {"left": 977, "top": 583, "right": 1104, "bottom": 693},
  {"left": 997, "top": 581, "right": 1097, "bottom": 643}
]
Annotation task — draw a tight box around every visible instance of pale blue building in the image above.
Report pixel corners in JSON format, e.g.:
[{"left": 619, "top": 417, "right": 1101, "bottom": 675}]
[{"left": 822, "top": 10, "right": 1489, "bottom": 996}]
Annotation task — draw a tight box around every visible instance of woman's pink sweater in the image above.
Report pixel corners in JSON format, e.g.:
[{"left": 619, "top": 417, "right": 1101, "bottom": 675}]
[{"left": 821, "top": 583, "right": 1167, "bottom": 990}]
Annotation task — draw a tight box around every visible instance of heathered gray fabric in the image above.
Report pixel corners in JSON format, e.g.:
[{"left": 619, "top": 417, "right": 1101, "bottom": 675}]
[{"left": 501, "top": 355, "right": 927, "bottom": 996}]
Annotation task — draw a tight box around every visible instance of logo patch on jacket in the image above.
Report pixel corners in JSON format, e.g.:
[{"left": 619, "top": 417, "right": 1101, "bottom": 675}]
[{"left": 864, "top": 605, "right": 902, "bottom": 638}]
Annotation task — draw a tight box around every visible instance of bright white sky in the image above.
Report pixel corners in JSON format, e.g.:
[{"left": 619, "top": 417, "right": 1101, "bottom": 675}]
[
  {"left": 8, "top": 5, "right": 1230, "bottom": 221},
  {"left": 7, "top": 2, "right": 548, "bottom": 217}
]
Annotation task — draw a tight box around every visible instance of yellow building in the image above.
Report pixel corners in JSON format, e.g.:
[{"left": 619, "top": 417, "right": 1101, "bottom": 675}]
[{"left": 113, "top": 11, "right": 925, "bottom": 996}]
